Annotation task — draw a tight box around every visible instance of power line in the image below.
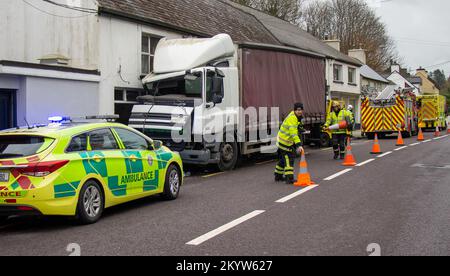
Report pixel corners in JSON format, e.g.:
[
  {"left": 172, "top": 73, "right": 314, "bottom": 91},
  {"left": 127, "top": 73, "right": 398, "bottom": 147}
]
[
  {"left": 424, "top": 60, "right": 450, "bottom": 69},
  {"left": 22, "top": 0, "right": 95, "bottom": 18},
  {"left": 41, "top": 0, "right": 98, "bottom": 13}
]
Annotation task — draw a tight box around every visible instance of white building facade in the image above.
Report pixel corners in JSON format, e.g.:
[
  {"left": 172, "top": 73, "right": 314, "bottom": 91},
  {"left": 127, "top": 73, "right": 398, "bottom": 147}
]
[{"left": 0, "top": 0, "right": 185, "bottom": 129}]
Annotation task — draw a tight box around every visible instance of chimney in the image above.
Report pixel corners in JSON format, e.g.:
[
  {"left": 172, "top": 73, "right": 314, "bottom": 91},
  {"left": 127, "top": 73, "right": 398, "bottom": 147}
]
[
  {"left": 416, "top": 67, "right": 427, "bottom": 74},
  {"left": 391, "top": 63, "right": 400, "bottom": 73},
  {"left": 38, "top": 54, "right": 70, "bottom": 66},
  {"left": 323, "top": 39, "right": 341, "bottom": 52},
  {"left": 348, "top": 48, "right": 366, "bottom": 64}
]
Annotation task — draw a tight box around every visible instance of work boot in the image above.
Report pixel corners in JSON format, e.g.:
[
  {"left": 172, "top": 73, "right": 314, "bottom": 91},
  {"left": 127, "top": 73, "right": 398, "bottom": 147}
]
[
  {"left": 274, "top": 174, "right": 284, "bottom": 182},
  {"left": 334, "top": 152, "right": 339, "bottom": 160},
  {"left": 285, "top": 176, "right": 295, "bottom": 185}
]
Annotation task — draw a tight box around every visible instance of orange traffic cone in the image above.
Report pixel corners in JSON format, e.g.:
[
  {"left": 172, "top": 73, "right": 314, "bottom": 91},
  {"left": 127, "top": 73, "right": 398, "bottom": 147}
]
[
  {"left": 343, "top": 137, "right": 357, "bottom": 166},
  {"left": 370, "top": 134, "right": 383, "bottom": 154},
  {"left": 447, "top": 123, "right": 450, "bottom": 134},
  {"left": 396, "top": 131, "right": 405, "bottom": 146},
  {"left": 294, "top": 151, "right": 316, "bottom": 187},
  {"left": 434, "top": 126, "right": 440, "bottom": 137},
  {"left": 417, "top": 128, "right": 424, "bottom": 141}
]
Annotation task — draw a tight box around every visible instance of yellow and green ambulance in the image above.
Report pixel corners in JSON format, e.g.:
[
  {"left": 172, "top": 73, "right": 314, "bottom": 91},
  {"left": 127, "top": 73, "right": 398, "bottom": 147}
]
[{"left": 0, "top": 117, "right": 183, "bottom": 224}]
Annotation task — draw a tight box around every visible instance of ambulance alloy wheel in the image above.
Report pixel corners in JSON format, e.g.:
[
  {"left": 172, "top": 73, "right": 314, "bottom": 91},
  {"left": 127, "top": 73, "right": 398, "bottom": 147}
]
[
  {"left": 76, "top": 180, "right": 104, "bottom": 225},
  {"left": 162, "top": 164, "right": 181, "bottom": 200}
]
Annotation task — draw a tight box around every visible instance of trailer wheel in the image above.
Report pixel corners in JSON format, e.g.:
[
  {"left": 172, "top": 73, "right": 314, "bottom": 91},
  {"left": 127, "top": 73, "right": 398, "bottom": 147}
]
[{"left": 217, "top": 140, "right": 238, "bottom": 171}]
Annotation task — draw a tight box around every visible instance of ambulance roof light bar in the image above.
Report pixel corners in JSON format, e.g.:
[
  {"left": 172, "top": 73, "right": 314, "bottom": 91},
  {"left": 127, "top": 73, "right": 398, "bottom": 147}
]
[{"left": 48, "top": 115, "right": 120, "bottom": 123}]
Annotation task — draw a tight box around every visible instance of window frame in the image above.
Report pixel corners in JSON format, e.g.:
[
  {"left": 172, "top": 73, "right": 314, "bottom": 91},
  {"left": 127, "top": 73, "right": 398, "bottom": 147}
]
[
  {"left": 141, "top": 34, "right": 161, "bottom": 75},
  {"left": 333, "top": 64, "right": 344, "bottom": 83},
  {"left": 348, "top": 67, "right": 357, "bottom": 85}
]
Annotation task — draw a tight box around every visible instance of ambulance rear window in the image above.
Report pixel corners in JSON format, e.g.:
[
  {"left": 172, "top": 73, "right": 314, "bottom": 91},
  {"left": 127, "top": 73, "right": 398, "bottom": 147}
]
[{"left": 0, "top": 136, "right": 54, "bottom": 159}]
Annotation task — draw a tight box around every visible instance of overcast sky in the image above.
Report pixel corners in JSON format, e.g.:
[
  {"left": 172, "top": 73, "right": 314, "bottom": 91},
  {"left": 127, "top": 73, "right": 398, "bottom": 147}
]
[{"left": 366, "top": 0, "right": 450, "bottom": 77}]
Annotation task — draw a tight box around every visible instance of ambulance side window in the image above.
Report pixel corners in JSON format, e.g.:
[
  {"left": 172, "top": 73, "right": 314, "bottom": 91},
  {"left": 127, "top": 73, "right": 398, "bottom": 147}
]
[
  {"left": 114, "top": 128, "right": 150, "bottom": 150},
  {"left": 88, "top": 129, "right": 119, "bottom": 151},
  {"left": 67, "top": 134, "right": 88, "bottom": 152}
]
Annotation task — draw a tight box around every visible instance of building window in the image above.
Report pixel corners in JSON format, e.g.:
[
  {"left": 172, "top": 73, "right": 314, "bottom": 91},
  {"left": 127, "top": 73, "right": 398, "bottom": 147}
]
[
  {"left": 141, "top": 34, "right": 161, "bottom": 75},
  {"left": 348, "top": 68, "right": 356, "bottom": 84},
  {"left": 114, "top": 89, "right": 148, "bottom": 125},
  {"left": 333, "top": 64, "right": 343, "bottom": 82}
]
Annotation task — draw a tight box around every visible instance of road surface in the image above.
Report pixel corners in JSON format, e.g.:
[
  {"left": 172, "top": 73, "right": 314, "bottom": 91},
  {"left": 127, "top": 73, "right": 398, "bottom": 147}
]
[{"left": 1, "top": 131, "right": 449, "bottom": 256}]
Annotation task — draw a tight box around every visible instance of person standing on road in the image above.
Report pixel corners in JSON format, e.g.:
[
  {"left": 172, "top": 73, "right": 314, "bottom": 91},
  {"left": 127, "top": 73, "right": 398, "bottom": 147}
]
[
  {"left": 275, "top": 103, "right": 305, "bottom": 184},
  {"left": 324, "top": 101, "right": 354, "bottom": 160}
]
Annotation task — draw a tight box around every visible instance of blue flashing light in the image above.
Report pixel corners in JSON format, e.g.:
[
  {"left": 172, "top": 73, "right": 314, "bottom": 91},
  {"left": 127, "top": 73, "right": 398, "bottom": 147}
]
[{"left": 48, "top": 116, "right": 71, "bottom": 123}]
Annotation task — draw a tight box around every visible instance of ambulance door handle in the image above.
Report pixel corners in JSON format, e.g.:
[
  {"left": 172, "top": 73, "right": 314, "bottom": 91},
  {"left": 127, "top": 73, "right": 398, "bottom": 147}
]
[
  {"left": 128, "top": 156, "right": 138, "bottom": 162},
  {"left": 91, "top": 155, "right": 104, "bottom": 163}
]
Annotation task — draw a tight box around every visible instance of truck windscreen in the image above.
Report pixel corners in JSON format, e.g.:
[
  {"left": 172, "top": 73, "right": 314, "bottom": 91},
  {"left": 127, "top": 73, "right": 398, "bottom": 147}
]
[{"left": 147, "top": 75, "right": 202, "bottom": 98}]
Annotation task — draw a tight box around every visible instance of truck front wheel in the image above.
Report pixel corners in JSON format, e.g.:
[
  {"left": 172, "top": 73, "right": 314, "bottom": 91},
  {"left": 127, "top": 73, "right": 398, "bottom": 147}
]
[{"left": 217, "top": 141, "right": 239, "bottom": 171}]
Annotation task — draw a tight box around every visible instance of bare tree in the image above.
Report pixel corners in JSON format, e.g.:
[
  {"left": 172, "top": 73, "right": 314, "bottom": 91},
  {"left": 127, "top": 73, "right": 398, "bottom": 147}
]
[
  {"left": 231, "top": 0, "right": 304, "bottom": 24},
  {"left": 301, "top": 0, "right": 399, "bottom": 71}
]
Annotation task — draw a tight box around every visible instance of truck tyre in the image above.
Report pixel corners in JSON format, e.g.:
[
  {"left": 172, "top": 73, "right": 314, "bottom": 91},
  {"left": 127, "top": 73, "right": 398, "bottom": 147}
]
[
  {"left": 0, "top": 216, "right": 8, "bottom": 224},
  {"left": 76, "top": 180, "right": 104, "bottom": 225},
  {"left": 320, "top": 132, "right": 331, "bottom": 147},
  {"left": 366, "top": 133, "right": 375, "bottom": 140},
  {"left": 161, "top": 164, "right": 181, "bottom": 200},
  {"left": 218, "top": 140, "right": 239, "bottom": 171}
]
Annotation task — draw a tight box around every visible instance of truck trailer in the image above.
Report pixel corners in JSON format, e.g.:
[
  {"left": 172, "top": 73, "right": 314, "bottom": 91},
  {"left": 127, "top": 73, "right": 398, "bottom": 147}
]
[{"left": 129, "top": 34, "right": 326, "bottom": 171}]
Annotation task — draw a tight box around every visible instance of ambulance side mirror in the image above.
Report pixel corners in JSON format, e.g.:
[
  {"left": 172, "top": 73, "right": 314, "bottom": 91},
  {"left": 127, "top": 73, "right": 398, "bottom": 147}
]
[{"left": 153, "top": 140, "right": 163, "bottom": 150}]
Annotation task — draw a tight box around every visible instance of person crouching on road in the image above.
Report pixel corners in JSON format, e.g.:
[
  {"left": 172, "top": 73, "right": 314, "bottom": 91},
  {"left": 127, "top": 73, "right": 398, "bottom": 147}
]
[
  {"left": 275, "top": 103, "right": 305, "bottom": 185},
  {"left": 325, "top": 101, "right": 354, "bottom": 160}
]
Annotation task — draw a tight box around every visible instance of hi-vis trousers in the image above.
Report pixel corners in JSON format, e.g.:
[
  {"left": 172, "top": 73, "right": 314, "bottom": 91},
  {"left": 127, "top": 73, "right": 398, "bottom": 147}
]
[{"left": 275, "top": 149, "right": 295, "bottom": 180}]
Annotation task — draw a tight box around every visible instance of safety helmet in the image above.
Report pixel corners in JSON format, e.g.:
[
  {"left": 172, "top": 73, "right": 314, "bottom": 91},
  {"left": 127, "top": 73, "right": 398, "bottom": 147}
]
[
  {"left": 332, "top": 101, "right": 341, "bottom": 108},
  {"left": 348, "top": 105, "right": 354, "bottom": 111}
]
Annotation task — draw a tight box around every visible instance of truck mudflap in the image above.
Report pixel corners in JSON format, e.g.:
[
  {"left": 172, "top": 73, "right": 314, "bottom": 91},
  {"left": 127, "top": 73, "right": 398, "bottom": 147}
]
[{"left": 179, "top": 149, "right": 219, "bottom": 165}]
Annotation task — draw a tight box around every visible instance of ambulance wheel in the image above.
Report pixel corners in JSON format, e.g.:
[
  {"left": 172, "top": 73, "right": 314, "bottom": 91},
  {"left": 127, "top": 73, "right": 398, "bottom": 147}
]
[
  {"left": 162, "top": 164, "right": 181, "bottom": 200},
  {"left": 217, "top": 140, "right": 238, "bottom": 171},
  {"left": 366, "top": 133, "right": 375, "bottom": 140},
  {"left": 76, "top": 180, "right": 104, "bottom": 225}
]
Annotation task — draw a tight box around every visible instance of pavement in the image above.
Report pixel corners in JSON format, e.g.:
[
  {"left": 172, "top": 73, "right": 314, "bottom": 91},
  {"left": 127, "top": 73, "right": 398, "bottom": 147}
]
[{"left": 1, "top": 130, "right": 450, "bottom": 256}]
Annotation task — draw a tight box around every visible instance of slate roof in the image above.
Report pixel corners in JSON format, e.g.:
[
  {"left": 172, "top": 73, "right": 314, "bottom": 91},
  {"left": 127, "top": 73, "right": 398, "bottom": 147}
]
[
  {"left": 360, "top": 65, "right": 389, "bottom": 83},
  {"left": 223, "top": 0, "right": 362, "bottom": 66},
  {"left": 97, "top": 0, "right": 280, "bottom": 45},
  {"left": 97, "top": 0, "right": 361, "bottom": 66}
]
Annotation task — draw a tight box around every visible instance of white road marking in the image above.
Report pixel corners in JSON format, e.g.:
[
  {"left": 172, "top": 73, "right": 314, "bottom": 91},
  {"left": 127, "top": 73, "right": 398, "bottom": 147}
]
[
  {"left": 356, "top": 159, "right": 375, "bottom": 167},
  {"left": 324, "top": 169, "right": 353, "bottom": 181},
  {"left": 409, "top": 142, "right": 421, "bottom": 146},
  {"left": 186, "top": 210, "right": 265, "bottom": 246},
  {"left": 377, "top": 151, "right": 392, "bottom": 158},
  {"left": 423, "top": 139, "right": 432, "bottom": 143},
  {"left": 394, "top": 146, "right": 408, "bottom": 151},
  {"left": 275, "top": 185, "right": 319, "bottom": 203}
]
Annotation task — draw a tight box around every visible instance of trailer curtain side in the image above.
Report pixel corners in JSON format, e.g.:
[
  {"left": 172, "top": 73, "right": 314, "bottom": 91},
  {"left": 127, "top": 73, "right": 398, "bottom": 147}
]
[{"left": 240, "top": 47, "right": 326, "bottom": 120}]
